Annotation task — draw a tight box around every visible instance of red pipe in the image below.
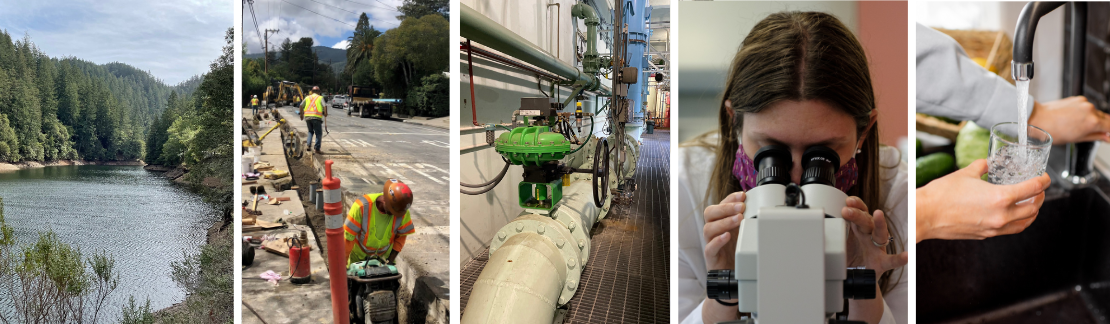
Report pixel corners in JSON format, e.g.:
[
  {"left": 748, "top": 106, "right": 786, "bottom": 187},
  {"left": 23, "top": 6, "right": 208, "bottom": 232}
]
[
  {"left": 467, "top": 40, "right": 481, "bottom": 127},
  {"left": 322, "top": 160, "right": 350, "bottom": 324}
]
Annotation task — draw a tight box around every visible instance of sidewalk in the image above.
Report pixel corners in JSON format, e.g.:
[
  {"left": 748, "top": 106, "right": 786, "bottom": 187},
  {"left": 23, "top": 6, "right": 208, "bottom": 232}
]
[
  {"left": 400, "top": 116, "right": 449, "bottom": 130},
  {"left": 266, "top": 107, "right": 449, "bottom": 323},
  {"left": 241, "top": 115, "right": 334, "bottom": 324}
]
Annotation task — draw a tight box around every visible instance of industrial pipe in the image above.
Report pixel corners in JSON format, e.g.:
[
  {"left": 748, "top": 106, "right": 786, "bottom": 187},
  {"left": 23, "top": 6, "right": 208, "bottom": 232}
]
[
  {"left": 461, "top": 180, "right": 602, "bottom": 324},
  {"left": 467, "top": 40, "right": 481, "bottom": 127},
  {"left": 462, "top": 3, "right": 609, "bottom": 93},
  {"left": 571, "top": 3, "right": 601, "bottom": 75},
  {"left": 322, "top": 160, "right": 350, "bottom": 324},
  {"left": 462, "top": 136, "right": 642, "bottom": 323}
]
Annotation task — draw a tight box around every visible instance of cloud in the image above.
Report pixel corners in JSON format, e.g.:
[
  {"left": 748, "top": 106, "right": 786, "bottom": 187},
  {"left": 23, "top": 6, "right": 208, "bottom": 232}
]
[
  {"left": 241, "top": 0, "right": 402, "bottom": 55},
  {"left": 332, "top": 39, "right": 350, "bottom": 49},
  {"left": 0, "top": 0, "right": 231, "bottom": 84}
]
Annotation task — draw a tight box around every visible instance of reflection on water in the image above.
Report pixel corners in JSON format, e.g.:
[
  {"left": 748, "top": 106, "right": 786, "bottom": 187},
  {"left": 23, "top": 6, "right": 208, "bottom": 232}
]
[{"left": 0, "top": 165, "right": 217, "bottom": 313}]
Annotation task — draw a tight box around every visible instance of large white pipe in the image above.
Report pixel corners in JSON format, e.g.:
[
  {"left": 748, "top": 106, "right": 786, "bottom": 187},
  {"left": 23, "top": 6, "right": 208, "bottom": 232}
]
[{"left": 462, "top": 136, "right": 641, "bottom": 323}]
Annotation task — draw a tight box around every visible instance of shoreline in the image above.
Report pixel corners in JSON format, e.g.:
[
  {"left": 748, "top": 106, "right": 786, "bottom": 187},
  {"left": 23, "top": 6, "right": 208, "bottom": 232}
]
[{"left": 0, "top": 160, "right": 145, "bottom": 173}]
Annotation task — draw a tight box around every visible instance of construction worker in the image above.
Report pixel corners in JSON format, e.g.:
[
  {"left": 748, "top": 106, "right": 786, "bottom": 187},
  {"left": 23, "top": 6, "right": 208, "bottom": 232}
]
[
  {"left": 343, "top": 179, "right": 415, "bottom": 265},
  {"left": 250, "top": 95, "right": 260, "bottom": 115},
  {"left": 300, "top": 86, "right": 327, "bottom": 154}
]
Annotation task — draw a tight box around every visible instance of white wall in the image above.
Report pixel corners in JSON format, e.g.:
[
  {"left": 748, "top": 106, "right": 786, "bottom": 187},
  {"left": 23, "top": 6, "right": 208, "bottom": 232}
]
[
  {"left": 915, "top": 1, "right": 1065, "bottom": 104},
  {"left": 677, "top": 1, "right": 859, "bottom": 143},
  {"left": 459, "top": 0, "right": 617, "bottom": 265}
]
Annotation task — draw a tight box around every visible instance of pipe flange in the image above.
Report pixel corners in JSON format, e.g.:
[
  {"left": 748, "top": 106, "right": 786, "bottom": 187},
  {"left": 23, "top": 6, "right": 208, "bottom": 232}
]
[{"left": 489, "top": 214, "right": 585, "bottom": 305}]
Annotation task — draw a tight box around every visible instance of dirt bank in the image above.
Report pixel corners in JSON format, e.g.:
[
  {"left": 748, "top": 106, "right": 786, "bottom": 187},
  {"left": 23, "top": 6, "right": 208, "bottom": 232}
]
[{"left": 0, "top": 160, "right": 144, "bottom": 173}]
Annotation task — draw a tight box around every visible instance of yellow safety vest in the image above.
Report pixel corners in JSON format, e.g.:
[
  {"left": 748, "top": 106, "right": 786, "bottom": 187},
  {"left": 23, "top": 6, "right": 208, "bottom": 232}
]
[
  {"left": 343, "top": 193, "right": 414, "bottom": 263},
  {"left": 251, "top": 98, "right": 259, "bottom": 106},
  {"left": 302, "top": 94, "right": 324, "bottom": 119}
]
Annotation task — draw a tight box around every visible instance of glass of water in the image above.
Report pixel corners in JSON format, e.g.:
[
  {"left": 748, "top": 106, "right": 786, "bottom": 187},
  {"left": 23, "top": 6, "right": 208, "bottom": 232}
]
[{"left": 987, "top": 122, "right": 1053, "bottom": 185}]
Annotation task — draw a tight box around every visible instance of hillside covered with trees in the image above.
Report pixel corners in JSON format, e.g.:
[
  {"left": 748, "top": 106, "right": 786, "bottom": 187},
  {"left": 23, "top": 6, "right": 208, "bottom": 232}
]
[
  {"left": 242, "top": 0, "right": 448, "bottom": 117},
  {"left": 0, "top": 31, "right": 205, "bottom": 163}
]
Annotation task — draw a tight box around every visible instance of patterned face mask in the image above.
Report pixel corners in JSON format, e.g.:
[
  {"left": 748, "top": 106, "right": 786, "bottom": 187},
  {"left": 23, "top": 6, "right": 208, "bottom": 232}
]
[{"left": 732, "top": 142, "right": 859, "bottom": 192}]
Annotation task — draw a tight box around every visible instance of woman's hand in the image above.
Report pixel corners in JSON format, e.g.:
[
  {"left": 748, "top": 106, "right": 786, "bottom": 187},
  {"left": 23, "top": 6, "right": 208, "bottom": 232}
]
[
  {"left": 842, "top": 196, "right": 909, "bottom": 324},
  {"left": 701, "top": 191, "right": 746, "bottom": 323},
  {"left": 843, "top": 197, "right": 909, "bottom": 272},
  {"left": 916, "top": 159, "right": 1049, "bottom": 242},
  {"left": 1029, "top": 96, "right": 1110, "bottom": 144},
  {"left": 703, "top": 191, "right": 746, "bottom": 271}
]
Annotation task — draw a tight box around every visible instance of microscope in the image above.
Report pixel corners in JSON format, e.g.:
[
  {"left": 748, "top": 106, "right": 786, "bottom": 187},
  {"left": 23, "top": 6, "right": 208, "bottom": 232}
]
[{"left": 706, "top": 145, "right": 876, "bottom": 324}]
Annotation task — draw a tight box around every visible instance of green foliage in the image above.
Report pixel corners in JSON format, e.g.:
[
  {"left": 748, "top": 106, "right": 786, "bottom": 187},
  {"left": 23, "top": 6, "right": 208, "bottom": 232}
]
[
  {"left": 406, "top": 73, "right": 448, "bottom": 117},
  {"left": 119, "top": 296, "right": 154, "bottom": 324},
  {"left": 183, "top": 28, "right": 235, "bottom": 214},
  {"left": 371, "top": 15, "right": 448, "bottom": 106},
  {"left": 346, "top": 14, "right": 383, "bottom": 90},
  {"left": 0, "top": 30, "right": 201, "bottom": 163},
  {"left": 396, "top": 0, "right": 449, "bottom": 20},
  {"left": 157, "top": 228, "right": 232, "bottom": 324},
  {"left": 0, "top": 198, "right": 122, "bottom": 324}
]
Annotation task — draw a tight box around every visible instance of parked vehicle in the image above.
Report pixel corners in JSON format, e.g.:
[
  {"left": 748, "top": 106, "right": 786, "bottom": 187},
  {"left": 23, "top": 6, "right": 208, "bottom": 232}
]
[{"left": 332, "top": 95, "right": 350, "bottom": 109}]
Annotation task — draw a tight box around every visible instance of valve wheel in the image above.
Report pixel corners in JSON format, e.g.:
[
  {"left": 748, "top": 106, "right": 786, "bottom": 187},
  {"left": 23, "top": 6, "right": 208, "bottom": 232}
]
[{"left": 593, "top": 137, "right": 610, "bottom": 208}]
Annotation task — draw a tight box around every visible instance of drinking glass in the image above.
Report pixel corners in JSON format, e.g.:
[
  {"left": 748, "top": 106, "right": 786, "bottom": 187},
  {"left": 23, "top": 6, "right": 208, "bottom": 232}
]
[{"left": 987, "top": 122, "right": 1052, "bottom": 185}]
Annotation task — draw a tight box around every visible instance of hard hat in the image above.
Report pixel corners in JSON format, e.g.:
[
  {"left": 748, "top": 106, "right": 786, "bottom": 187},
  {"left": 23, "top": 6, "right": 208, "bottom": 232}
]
[
  {"left": 380, "top": 179, "right": 413, "bottom": 216},
  {"left": 312, "top": 86, "right": 320, "bottom": 92},
  {"left": 253, "top": 95, "right": 257, "bottom": 98}
]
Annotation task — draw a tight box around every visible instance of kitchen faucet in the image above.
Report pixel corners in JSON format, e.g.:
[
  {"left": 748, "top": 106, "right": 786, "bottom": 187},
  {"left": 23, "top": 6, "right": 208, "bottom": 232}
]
[{"left": 1013, "top": 1, "right": 1096, "bottom": 187}]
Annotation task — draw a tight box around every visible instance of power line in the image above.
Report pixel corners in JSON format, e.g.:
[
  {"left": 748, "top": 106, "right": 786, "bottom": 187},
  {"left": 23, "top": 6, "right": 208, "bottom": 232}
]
[
  {"left": 280, "top": 0, "right": 356, "bottom": 28},
  {"left": 306, "top": 0, "right": 358, "bottom": 15},
  {"left": 343, "top": 0, "right": 401, "bottom": 13},
  {"left": 246, "top": 0, "right": 265, "bottom": 51}
]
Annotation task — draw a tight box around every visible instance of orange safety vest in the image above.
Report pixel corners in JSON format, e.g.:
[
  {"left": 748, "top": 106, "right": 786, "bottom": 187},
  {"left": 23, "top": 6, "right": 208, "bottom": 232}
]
[
  {"left": 343, "top": 193, "right": 414, "bottom": 263},
  {"left": 302, "top": 94, "right": 324, "bottom": 119},
  {"left": 251, "top": 98, "right": 259, "bottom": 106}
]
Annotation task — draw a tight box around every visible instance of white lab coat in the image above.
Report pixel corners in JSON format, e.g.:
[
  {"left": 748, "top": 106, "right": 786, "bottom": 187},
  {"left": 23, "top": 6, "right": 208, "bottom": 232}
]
[
  {"left": 917, "top": 23, "right": 1033, "bottom": 126},
  {"left": 677, "top": 132, "right": 908, "bottom": 324}
]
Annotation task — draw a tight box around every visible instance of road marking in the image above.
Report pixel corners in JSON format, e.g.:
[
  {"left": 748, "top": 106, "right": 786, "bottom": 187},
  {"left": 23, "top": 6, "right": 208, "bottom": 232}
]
[
  {"left": 375, "top": 163, "right": 410, "bottom": 182},
  {"left": 402, "top": 164, "right": 444, "bottom": 185},
  {"left": 422, "top": 164, "right": 446, "bottom": 173},
  {"left": 361, "top": 178, "right": 375, "bottom": 185},
  {"left": 421, "top": 140, "right": 449, "bottom": 148},
  {"left": 355, "top": 139, "right": 375, "bottom": 147},
  {"left": 440, "top": 176, "right": 449, "bottom": 181}
]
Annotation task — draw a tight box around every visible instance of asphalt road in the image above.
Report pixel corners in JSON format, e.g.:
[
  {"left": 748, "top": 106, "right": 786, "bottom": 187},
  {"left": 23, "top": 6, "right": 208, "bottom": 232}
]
[{"left": 275, "top": 104, "right": 450, "bottom": 229}]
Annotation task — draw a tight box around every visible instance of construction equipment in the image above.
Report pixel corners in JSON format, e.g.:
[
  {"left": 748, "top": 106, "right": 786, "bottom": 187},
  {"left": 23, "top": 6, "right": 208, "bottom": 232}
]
[
  {"left": 243, "top": 118, "right": 287, "bottom": 148},
  {"left": 347, "top": 85, "right": 401, "bottom": 118},
  {"left": 347, "top": 257, "right": 402, "bottom": 324}
]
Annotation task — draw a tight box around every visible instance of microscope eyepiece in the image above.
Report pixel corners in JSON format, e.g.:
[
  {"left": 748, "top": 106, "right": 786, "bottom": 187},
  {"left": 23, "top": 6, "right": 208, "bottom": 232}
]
[
  {"left": 754, "top": 145, "right": 792, "bottom": 186},
  {"left": 801, "top": 146, "right": 840, "bottom": 187}
]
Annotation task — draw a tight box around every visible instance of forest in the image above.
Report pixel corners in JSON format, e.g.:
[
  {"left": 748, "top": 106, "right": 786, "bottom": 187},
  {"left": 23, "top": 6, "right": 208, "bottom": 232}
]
[
  {"left": 0, "top": 31, "right": 206, "bottom": 164},
  {"left": 242, "top": 0, "right": 448, "bottom": 117}
]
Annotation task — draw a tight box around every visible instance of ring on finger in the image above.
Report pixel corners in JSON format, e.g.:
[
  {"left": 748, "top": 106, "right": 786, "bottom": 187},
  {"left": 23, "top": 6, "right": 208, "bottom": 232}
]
[{"left": 871, "top": 235, "right": 893, "bottom": 248}]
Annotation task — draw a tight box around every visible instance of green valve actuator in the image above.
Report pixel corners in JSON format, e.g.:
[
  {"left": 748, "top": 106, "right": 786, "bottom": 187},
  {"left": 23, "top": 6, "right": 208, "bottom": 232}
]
[{"left": 495, "top": 126, "right": 572, "bottom": 166}]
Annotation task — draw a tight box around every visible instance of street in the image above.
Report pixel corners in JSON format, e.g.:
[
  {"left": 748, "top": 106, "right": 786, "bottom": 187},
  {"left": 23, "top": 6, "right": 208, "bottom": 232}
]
[
  {"left": 277, "top": 104, "right": 450, "bottom": 229},
  {"left": 264, "top": 104, "right": 451, "bottom": 322}
]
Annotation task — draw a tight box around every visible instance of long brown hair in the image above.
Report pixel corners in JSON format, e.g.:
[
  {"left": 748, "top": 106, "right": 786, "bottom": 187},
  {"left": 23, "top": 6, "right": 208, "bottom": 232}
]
[{"left": 703, "top": 11, "right": 903, "bottom": 294}]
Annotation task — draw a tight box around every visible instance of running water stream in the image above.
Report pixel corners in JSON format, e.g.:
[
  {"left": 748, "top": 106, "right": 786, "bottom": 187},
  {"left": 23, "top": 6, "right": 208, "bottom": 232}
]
[{"left": 1016, "top": 79, "right": 1031, "bottom": 145}]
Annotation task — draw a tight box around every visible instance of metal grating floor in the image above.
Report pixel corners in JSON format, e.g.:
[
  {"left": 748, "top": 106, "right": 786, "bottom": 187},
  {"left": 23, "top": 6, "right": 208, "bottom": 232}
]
[{"left": 459, "top": 130, "right": 672, "bottom": 323}]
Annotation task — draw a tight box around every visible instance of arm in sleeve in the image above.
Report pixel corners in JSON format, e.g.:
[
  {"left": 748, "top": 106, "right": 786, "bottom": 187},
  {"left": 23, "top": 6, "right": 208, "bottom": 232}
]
[
  {"left": 344, "top": 203, "right": 362, "bottom": 241},
  {"left": 916, "top": 23, "right": 1032, "bottom": 127}
]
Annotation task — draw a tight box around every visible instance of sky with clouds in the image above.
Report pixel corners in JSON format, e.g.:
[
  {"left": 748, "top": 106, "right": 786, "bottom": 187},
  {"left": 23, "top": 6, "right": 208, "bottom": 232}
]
[
  {"left": 0, "top": 0, "right": 232, "bottom": 85},
  {"left": 242, "top": 0, "right": 402, "bottom": 55}
]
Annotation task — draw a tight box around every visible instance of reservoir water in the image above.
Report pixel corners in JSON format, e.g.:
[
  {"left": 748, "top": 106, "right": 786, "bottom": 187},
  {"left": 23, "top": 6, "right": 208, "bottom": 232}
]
[{"left": 0, "top": 165, "right": 217, "bottom": 314}]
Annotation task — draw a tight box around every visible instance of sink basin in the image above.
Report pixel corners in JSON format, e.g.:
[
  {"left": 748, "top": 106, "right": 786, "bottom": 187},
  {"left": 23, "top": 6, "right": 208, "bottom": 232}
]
[{"left": 917, "top": 165, "right": 1110, "bottom": 323}]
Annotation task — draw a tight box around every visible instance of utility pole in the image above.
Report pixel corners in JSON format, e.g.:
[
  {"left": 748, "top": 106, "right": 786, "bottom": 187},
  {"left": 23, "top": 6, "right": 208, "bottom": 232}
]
[{"left": 264, "top": 29, "right": 280, "bottom": 74}]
